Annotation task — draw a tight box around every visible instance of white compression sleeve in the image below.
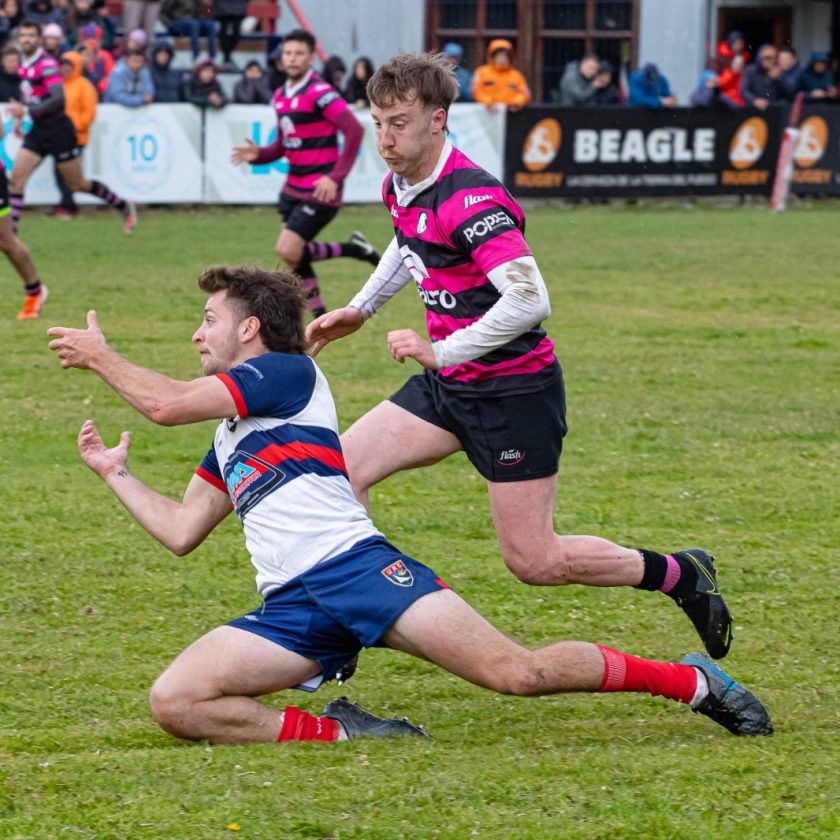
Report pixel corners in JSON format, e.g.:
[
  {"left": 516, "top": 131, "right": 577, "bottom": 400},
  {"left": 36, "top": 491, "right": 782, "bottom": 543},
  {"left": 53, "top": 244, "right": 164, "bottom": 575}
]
[
  {"left": 431, "top": 256, "right": 551, "bottom": 369},
  {"left": 347, "top": 237, "right": 413, "bottom": 320}
]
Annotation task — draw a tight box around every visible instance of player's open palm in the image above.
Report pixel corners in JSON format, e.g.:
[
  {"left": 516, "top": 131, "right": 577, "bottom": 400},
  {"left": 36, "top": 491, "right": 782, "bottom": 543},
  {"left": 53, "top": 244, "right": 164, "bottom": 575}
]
[
  {"left": 231, "top": 139, "right": 259, "bottom": 165},
  {"left": 306, "top": 306, "right": 364, "bottom": 355},
  {"left": 78, "top": 420, "right": 130, "bottom": 479}
]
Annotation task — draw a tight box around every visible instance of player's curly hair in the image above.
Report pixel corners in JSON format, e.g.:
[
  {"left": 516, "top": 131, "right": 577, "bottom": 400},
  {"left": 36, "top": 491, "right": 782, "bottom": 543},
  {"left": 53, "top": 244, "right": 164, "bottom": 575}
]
[
  {"left": 198, "top": 266, "right": 308, "bottom": 354},
  {"left": 367, "top": 51, "right": 458, "bottom": 114}
]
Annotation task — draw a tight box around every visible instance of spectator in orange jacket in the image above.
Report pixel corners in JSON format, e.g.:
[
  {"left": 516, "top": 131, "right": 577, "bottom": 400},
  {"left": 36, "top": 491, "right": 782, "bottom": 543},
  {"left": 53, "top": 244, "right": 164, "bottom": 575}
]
[
  {"left": 51, "top": 51, "right": 97, "bottom": 219},
  {"left": 472, "top": 38, "right": 531, "bottom": 111}
]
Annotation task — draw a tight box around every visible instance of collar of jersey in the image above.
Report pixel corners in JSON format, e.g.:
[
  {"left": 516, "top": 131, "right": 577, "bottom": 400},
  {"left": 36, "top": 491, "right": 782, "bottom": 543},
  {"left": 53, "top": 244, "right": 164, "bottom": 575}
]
[
  {"left": 21, "top": 48, "right": 45, "bottom": 69},
  {"left": 394, "top": 141, "right": 453, "bottom": 206},
  {"left": 284, "top": 69, "right": 314, "bottom": 98}
]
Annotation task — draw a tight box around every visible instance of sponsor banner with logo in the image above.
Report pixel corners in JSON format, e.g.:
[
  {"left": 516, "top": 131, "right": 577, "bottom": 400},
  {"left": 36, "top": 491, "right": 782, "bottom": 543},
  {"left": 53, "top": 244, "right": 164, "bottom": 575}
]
[
  {"left": 0, "top": 104, "right": 203, "bottom": 204},
  {"left": 205, "top": 103, "right": 504, "bottom": 204},
  {"left": 790, "top": 104, "right": 840, "bottom": 196},
  {"left": 505, "top": 106, "right": 787, "bottom": 197}
]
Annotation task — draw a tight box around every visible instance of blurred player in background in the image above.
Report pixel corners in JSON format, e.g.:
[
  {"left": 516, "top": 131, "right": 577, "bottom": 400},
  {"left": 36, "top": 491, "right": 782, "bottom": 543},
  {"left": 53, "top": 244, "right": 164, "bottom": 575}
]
[
  {"left": 8, "top": 21, "right": 137, "bottom": 236},
  {"left": 0, "top": 119, "right": 47, "bottom": 319},
  {"left": 231, "top": 29, "right": 378, "bottom": 316},
  {"left": 307, "top": 52, "right": 733, "bottom": 661},
  {"left": 47, "top": 267, "right": 771, "bottom": 744}
]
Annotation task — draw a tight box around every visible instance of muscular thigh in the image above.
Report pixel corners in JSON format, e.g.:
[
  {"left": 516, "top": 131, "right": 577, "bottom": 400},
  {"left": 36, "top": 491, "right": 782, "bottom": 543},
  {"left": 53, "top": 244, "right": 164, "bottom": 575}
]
[
  {"left": 341, "top": 398, "right": 462, "bottom": 488},
  {"left": 10, "top": 147, "right": 42, "bottom": 184},
  {"left": 154, "top": 625, "right": 321, "bottom": 702}
]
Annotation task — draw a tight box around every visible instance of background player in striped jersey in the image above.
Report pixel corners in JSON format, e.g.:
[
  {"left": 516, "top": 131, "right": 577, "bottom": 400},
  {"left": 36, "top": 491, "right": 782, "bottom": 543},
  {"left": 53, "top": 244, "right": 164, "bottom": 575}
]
[
  {"left": 46, "top": 266, "right": 771, "bottom": 743},
  {"left": 0, "top": 122, "right": 47, "bottom": 320},
  {"left": 231, "top": 29, "right": 379, "bottom": 316},
  {"left": 8, "top": 21, "right": 137, "bottom": 238},
  {"left": 307, "top": 53, "right": 733, "bottom": 662}
]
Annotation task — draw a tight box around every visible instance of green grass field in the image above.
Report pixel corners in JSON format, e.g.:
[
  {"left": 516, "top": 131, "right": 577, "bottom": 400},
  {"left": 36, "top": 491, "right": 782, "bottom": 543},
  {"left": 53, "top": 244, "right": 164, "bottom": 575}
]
[{"left": 2, "top": 201, "right": 839, "bottom": 838}]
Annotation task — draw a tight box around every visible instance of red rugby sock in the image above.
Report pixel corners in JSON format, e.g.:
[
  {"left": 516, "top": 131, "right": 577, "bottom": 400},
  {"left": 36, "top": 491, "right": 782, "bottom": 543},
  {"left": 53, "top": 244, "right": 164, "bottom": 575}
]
[
  {"left": 596, "top": 645, "right": 697, "bottom": 704},
  {"left": 277, "top": 706, "right": 341, "bottom": 742}
]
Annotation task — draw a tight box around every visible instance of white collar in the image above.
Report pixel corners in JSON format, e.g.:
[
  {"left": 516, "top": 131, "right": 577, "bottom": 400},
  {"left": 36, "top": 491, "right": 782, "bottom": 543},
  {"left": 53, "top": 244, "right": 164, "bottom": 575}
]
[
  {"left": 22, "top": 48, "right": 44, "bottom": 69},
  {"left": 393, "top": 141, "right": 453, "bottom": 207},
  {"left": 284, "top": 69, "right": 313, "bottom": 98}
]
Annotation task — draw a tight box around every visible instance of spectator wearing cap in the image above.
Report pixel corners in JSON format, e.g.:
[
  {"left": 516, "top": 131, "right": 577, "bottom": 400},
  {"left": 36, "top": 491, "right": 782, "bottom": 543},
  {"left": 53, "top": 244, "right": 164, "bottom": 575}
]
[
  {"left": 78, "top": 24, "right": 115, "bottom": 95},
  {"left": 161, "top": 0, "right": 217, "bottom": 61},
  {"left": 232, "top": 59, "right": 271, "bottom": 103},
  {"left": 441, "top": 42, "right": 472, "bottom": 102},
  {"left": 717, "top": 30, "right": 750, "bottom": 70},
  {"left": 212, "top": 0, "right": 246, "bottom": 71},
  {"left": 113, "top": 27, "right": 149, "bottom": 60},
  {"left": 472, "top": 38, "right": 531, "bottom": 111},
  {"left": 802, "top": 51, "right": 837, "bottom": 100},
  {"left": 0, "top": 43, "right": 21, "bottom": 100},
  {"left": 741, "top": 45, "right": 784, "bottom": 110},
  {"left": 122, "top": 0, "right": 160, "bottom": 53},
  {"left": 593, "top": 60, "right": 622, "bottom": 105},
  {"left": 184, "top": 57, "right": 226, "bottom": 107},
  {"left": 103, "top": 47, "right": 154, "bottom": 106},
  {"left": 42, "top": 21, "right": 66, "bottom": 57},
  {"left": 628, "top": 62, "right": 677, "bottom": 107},
  {"left": 151, "top": 40, "right": 185, "bottom": 102},
  {"left": 51, "top": 51, "right": 97, "bottom": 218}
]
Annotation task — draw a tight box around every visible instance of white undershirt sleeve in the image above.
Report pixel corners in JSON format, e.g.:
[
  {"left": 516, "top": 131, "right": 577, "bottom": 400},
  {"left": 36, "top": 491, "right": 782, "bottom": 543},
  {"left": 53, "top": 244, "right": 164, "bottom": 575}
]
[
  {"left": 347, "top": 237, "right": 413, "bottom": 320},
  {"left": 431, "top": 256, "right": 551, "bottom": 369}
]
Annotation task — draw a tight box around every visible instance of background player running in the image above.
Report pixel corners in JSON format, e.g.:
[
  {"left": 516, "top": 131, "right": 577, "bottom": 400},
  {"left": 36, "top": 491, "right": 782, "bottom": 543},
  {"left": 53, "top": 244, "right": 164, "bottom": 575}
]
[
  {"left": 9, "top": 21, "right": 137, "bottom": 236},
  {"left": 47, "top": 266, "right": 771, "bottom": 746},
  {"left": 231, "top": 29, "right": 378, "bottom": 316},
  {"left": 0, "top": 120, "right": 47, "bottom": 320},
  {"left": 307, "top": 52, "right": 733, "bottom": 661}
]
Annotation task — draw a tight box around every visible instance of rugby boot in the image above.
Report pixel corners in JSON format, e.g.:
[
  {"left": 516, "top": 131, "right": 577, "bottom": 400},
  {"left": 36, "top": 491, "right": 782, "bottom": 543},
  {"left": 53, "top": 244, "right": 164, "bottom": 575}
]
[
  {"left": 348, "top": 230, "right": 381, "bottom": 266},
  {"left": 670, "top": 548, "right": 733, "bottom": 659},
  {"left": 682, "top": 653, "right": 773, "bottom": 736},
  {"left": 122, "top": 201, "right": 138, "bottom": 236},
  {"left": 16, "top": 284, "right": 48, "bottom": 320},
  {"left": 323, "top": 696, "right": 430, "bottom": 739}
]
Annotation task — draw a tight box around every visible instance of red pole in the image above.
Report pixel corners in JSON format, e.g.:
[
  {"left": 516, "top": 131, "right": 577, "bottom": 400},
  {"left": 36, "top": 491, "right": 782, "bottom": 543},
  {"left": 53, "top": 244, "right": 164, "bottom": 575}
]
[{"left": 283, "top": 0, "right": 330, "bottom": 63}]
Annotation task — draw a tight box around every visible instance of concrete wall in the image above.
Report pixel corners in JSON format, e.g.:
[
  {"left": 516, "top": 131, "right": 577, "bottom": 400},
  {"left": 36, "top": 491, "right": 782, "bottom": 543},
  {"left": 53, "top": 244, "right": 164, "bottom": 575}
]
[
  {"left": 285, "top": 0, "right": 426, "bottom": 71},
  {"left": 638, "top": 0, "right": 707, "bottom": 105}
]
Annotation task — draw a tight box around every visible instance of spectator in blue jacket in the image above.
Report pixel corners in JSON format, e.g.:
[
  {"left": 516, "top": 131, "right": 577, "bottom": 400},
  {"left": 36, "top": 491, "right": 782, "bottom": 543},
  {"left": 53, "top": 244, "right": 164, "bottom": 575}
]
[
  {"left": 801, "top": 51, "right": 837, "bottom": 100},
  {"left": 442, "top": 42, "right": 473, "bottom": 102},
  {"left": 103, "top": 49, "right": 154, "bottom": 107},
  {"left": 629, "top": 63, "right": 677, "bottom": 107},
  {"left": 151, "top": 40, "right": 185, "bottom": 102}
]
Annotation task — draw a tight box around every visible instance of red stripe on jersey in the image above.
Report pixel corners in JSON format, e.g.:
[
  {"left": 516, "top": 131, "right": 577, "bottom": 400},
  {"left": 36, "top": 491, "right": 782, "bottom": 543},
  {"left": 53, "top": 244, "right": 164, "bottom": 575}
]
[
  {"left": 215, "top": 372, "right": 248, "bottom": 418},
  {"left": 196, "top": 465, "right": 228, "bottom": 494},
  {"left": 256, "top": 441, "right": 348, "bottom": 475}
]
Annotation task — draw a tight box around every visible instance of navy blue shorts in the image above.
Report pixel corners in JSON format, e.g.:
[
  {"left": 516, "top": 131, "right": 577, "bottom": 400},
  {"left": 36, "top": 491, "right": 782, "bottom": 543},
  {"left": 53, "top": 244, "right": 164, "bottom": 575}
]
[{"left": 228, "top": 536, "right": 449, "bottom": 690}]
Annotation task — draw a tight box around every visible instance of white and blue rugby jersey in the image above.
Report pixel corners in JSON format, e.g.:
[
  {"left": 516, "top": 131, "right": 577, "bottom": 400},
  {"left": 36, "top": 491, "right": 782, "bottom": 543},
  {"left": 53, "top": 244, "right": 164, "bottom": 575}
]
[{"left": 196, "top": 353, "right": 382, "bottom": 596}]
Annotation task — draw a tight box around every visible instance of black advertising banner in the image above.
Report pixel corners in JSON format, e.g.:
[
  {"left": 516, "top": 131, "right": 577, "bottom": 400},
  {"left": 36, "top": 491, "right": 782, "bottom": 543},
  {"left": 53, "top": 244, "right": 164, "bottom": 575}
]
[
  {"left": 790, "top": 104, "right": 840, "bottom": 196},
  {"left": 505, "top": 106, "right": 788, "bottom": 198}
]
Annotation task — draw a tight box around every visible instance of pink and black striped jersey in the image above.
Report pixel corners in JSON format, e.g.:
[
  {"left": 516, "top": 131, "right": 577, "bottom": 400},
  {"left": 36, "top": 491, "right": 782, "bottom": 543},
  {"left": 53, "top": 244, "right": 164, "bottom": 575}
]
[
  {"left": 271, "top": 72, "right": 350, "bottom": 204},
  {"left": 19, "top": 48, "right": 63, "bottom": 121},
  {"left": 385, "top": 145, "right": 558, "bottom": 394}
]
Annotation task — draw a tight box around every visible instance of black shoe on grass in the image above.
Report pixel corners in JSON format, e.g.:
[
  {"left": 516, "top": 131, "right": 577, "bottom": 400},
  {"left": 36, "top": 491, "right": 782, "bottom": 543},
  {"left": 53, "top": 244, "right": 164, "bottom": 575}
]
[
  {"left": 348, "top": 230, "right": 380, "bottom": 266},
  {"left": 671, "top": 548, "right": 733, "bottom": 659},
  {"left": 682, "top": 653, "right": 773, "bottom": 736},
  {"left": 323, "top": 697, "right": 430, "bottom": 739}
]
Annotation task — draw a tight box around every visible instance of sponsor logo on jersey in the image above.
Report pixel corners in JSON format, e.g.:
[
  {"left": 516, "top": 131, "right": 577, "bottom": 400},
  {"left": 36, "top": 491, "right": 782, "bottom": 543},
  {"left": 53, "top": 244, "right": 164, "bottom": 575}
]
[
  {"left": 417, "top": 211, "right": 428, "bottom": 234},
  {"left": 463, "top": 210, "right": 515, "bottom": 244},
  {"left": 416, "top": 285, "right": 457, "bottom": 309},
  {"left": 794, "top": 116, "right": 828, "bottom": 168},
  {"left": 523, "top": 118, "right": 562, "bottom": 171},
  {"left": 239, "top": 363, "right": 265, "bottom": 380},
  {"left": 464, "top": 193, "right": 493, "bottom": 209},
  {"left": 390, "top": 205, "right": 399, "bottom": 218},
  {"left": 317, "top": 91, "right": 340, "bottom": 109},
  {"left": 729, "top": 117, "right": 767, "bottom": 169},
  {"left": 381, "top": 559, "right": 414, "bottom": 587},
  {"left": 496, "top": 448, "right": 525, "bottom": 466},
  {"left": 225, "top": 451, "right": 285, "bottom": 517}
]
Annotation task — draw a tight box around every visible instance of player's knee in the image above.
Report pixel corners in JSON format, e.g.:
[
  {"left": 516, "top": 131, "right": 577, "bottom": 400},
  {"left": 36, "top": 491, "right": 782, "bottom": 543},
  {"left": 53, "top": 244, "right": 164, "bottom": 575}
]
[
  {"left": 149, "top": 677, "right": 198, "bottom": 739},
  {"left": 502, "top": 545, "right": 570, "bottom": 586},
  {"left": 490, "top": 657, "right": 543, "bottom": 696},
  {"left": 275, "top": 242, "right": 301, "bottom": 266}
]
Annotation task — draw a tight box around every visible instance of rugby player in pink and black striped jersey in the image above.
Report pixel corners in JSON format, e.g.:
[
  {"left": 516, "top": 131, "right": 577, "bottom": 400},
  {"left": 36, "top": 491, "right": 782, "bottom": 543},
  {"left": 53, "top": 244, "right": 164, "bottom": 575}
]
[
  {"left": 231, "top": 29, "right": 380, "bottom": 316},
  {"left": 308, "top": 53, "right": 734, "bottom": 665}
]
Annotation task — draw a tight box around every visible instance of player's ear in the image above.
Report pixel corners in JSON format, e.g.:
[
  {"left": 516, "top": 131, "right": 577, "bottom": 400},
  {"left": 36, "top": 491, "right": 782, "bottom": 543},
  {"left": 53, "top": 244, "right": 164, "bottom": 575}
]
[
  {"left": 240, "top": 315, "right": 262, "bottom": 343},
  {"left": 431, "top": 107, "right": 447, "bottom": 134}
]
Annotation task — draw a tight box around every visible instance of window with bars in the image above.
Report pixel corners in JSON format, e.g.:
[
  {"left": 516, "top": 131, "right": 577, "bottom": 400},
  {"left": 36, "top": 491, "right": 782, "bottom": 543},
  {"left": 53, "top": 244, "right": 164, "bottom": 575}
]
[{"left": 427, "top": 0, "right": 637, "bottom": 102}]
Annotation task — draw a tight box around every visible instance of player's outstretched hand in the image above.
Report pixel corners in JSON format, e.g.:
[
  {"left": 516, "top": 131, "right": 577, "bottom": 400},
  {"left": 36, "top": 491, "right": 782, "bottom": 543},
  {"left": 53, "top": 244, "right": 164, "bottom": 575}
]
[
  {"left": 306, "top": 306, "right": 364, "bottom": 356},
  {"left": 77, "top": 419, "right": 131, "bottom": 479},
  {"left": 387, "top": 329, "right": 437, "bottom": 369},
  {"left": 312, "top": 175, "right": 338, "bottom": 203},
  {"left": 47, "top": 310, "right": 108, "bottom": 370},
  {"left": 231, "top": 139, "right": 259, "bottom": 165}
]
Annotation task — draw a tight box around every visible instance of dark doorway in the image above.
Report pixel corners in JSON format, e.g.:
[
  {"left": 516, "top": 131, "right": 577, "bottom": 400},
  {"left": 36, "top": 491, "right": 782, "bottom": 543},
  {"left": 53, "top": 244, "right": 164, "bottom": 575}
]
[{"left": 717, "top": 5, "right": 793, "bottom": 52}]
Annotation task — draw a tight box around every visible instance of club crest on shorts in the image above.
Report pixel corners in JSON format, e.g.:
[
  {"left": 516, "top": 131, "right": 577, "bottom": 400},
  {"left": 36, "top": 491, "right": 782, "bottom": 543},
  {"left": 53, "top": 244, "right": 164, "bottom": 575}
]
[{"left": 381, "top": 559, "right": 414, "bottom": 587}]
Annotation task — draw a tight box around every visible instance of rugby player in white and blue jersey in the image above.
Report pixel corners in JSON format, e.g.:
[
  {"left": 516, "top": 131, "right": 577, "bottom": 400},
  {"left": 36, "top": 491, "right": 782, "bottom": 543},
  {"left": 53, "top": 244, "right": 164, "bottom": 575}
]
[{"left": 47, "top": 267, "right": 772, "bottom": 744}]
